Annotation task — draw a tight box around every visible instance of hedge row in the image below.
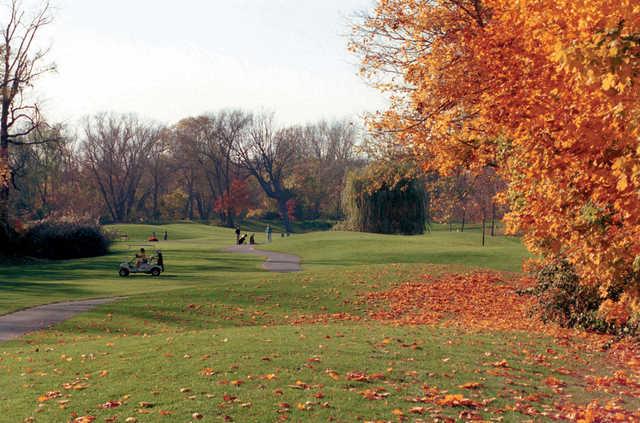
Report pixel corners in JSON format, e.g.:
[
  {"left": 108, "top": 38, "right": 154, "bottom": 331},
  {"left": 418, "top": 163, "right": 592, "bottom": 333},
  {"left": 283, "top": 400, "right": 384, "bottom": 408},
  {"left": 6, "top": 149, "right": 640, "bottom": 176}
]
[{"left": 19, "top": 222, "right": 111, "bottom": 260}]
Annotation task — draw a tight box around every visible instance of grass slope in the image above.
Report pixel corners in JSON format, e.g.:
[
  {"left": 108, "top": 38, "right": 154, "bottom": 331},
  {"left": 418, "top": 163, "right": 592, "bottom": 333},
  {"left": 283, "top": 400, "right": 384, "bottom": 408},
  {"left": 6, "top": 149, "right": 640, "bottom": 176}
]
[{"left": 0, "top": 224, "right": 634, "bottom": 422}]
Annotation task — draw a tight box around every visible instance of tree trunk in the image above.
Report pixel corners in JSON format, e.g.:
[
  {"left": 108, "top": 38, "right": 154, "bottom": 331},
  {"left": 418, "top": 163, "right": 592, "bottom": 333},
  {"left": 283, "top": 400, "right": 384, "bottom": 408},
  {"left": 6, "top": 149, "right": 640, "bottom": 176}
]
[
  {"left": 491, "top": 202, "right": 496, "bottom": 236},
  {"left": 0, "top": 96, "right": 10, "bottom": 233},
  {"left": 0, "top": 145, "right": 9, "bottom": 228},
  {"left": 461, "top": 209, "right": 466, "bottom": 232},
  {"left": 482, "top": 218, "right": 486, "bottom": 246},
  {"left": 277, "top": 197, "right": 292, "bottom": 233},
  {"left": 152, "top": 176, "right": 160, "bottom": 222},
  {"left": 225, "top": 212, "right": 235, "bottom": 228}
]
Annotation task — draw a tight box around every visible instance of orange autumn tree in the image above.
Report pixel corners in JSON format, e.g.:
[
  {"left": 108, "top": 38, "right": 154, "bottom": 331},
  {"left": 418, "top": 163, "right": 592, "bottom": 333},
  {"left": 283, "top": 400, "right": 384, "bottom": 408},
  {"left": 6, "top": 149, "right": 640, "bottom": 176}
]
[
  {"left": 352, "top": 1, "right": 640, "bottom": 321},
  {"left": 214, "top": 178, "right": 252, "bottom": 222}
]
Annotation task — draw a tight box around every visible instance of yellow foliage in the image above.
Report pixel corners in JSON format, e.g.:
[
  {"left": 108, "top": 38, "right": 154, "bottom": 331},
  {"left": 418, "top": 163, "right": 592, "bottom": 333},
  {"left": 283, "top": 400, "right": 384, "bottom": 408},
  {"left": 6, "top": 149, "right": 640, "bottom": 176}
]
[{"left": 353, "top": 0, "right": 640, "bottom": 321}]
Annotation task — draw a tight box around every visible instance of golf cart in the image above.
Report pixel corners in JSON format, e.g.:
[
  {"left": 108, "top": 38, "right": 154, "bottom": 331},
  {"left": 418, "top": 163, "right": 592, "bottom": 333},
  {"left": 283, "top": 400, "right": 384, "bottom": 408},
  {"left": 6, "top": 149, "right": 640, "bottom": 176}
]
[{"left": 119, "top": 250, "right": 164, "bottom": 277}]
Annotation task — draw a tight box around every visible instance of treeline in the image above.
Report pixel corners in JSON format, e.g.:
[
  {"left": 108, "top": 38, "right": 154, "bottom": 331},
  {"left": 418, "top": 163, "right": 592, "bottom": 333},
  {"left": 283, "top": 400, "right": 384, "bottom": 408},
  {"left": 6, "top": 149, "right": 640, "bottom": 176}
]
[{"left": 10, "top": 111, "right": 362, "bottom": 232}]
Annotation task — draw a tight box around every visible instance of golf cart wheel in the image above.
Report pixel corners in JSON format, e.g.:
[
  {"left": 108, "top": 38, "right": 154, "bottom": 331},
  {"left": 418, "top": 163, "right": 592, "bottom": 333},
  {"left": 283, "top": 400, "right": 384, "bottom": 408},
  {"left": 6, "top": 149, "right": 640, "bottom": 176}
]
[
  {"left": 151, "top": 268, "right": 161, "bottom": 277},
  {"left": 119, "top": 268, "right": 130, "bottom": 277}
]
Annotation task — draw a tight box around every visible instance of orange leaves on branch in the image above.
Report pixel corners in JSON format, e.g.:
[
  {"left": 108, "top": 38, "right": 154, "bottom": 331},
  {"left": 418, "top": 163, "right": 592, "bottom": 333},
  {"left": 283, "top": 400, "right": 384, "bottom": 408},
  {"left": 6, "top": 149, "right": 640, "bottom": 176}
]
[{"left": 214, "top": 178, "right": 252, "bottom": 218}]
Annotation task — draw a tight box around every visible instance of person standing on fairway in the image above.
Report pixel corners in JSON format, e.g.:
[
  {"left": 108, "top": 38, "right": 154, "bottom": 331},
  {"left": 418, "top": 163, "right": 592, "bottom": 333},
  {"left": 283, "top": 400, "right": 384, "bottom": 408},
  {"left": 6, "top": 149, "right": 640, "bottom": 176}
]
[
  {"left": 235, "top": 226, "right": 241, "bottom": 244},
  {"left": 266, "top": 225, "right": 272, "bottom": 243}
]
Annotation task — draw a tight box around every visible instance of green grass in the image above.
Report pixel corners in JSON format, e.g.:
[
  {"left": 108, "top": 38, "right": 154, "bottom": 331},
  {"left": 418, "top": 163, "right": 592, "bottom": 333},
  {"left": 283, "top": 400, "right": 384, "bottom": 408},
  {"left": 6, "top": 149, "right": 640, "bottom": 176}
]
[
  {"left": 261, "top": 227, "right": 527, "bottom": 272},
  {"left": 0, "top": 223, "right": 634, "bottom": 422},
  {"left": 0, "top": 223, "right": 264, "bottom": 315},
  {"left": 237, "top": 218, "right": 335, "bottom": 234}
]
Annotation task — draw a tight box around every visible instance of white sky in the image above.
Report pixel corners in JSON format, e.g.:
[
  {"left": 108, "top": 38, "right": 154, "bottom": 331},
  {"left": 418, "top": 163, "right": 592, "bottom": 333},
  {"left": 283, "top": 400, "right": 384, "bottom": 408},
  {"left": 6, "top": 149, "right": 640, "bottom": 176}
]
[{"left": 32, "top": 0, "right": 384, "bottom": 127}]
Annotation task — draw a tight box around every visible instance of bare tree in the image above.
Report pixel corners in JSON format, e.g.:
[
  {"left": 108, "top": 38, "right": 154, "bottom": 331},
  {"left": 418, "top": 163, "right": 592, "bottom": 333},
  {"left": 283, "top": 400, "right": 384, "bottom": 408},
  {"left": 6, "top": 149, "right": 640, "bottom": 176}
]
[
  {"left": 297, "top": 120, "right": 361, "bottom": 218},
  {"left": 172, "top": 117, "right": 214, "bottom": 220},
  {"left": 9, "top": 124, "right": 66, "bottom": 218},
  {"left": 82, "top": 114, "right": 162, "bottom": 222},
  {"left": 0, "top": 0, "right": 55, "bottom": 240},
  {"left": 143, "top": 128, "right": 172, "bottom": 221},
  {"left": 201, "top": 110, "right": 251, "bottom": 226},
  {"left": 236, "top": 114, "right": 298, "bottom": 232}
]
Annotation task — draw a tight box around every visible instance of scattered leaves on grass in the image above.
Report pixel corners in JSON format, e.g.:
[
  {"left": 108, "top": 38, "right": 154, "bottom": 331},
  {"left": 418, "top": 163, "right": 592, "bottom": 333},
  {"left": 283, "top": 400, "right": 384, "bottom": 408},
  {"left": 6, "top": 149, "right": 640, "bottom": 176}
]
[
  {"left": 100, "top": 400, "right": 121, "bottom": 409},
  {"left": 360, "top": 387, "right": 390, "bottom": 400},
  {"left": 459, "top": 382, "right": 483, "bottom": 389}
]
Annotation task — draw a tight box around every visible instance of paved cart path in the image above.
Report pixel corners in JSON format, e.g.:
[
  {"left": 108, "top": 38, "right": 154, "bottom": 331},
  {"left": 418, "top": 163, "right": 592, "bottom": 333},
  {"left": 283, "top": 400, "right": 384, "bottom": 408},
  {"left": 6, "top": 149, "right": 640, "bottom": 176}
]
[
  {"left": 0, "top": 245, "right": 298, "bottom": 342},
  {"left": 0, "top": 298, "right": 122, "bottom": 342},
  {"left": 226, "top": 245, "right": 301, "bottom": 273}
]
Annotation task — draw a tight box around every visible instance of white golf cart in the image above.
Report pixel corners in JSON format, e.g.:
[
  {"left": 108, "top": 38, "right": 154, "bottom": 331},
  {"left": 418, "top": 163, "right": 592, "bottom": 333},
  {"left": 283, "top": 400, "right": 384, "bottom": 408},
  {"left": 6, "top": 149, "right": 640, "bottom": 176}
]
[{"left": 119, "top": 250, "right": 164, "bottom": 277}]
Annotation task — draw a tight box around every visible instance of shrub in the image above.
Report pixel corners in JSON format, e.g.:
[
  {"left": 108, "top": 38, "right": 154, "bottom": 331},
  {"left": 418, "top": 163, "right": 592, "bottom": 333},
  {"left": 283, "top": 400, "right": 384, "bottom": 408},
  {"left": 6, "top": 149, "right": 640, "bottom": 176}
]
[
  {"left": 533, "top": 259, "right": 639, "bottom": 336},
  {"left": 533, "top": 260, "right": 601, "bottom": 327},
  {"left": 0, "top": 221, "right": 19, "bottom": 255},
  {"left": 21, "top": 221, "right": 111, "bottom": 259}
]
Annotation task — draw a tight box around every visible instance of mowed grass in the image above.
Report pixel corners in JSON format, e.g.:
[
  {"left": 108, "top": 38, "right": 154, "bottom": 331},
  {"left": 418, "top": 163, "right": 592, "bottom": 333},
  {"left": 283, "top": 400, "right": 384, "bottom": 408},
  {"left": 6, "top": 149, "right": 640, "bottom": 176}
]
[
  {"left": 261, "top": 225, "right": 527, "bottom": 272},
  {"left": 0, "top": 223, "right": 264, "bottom": 315},
  {"left": 0, "top": 224, "right": 634, "bottom": 422}
]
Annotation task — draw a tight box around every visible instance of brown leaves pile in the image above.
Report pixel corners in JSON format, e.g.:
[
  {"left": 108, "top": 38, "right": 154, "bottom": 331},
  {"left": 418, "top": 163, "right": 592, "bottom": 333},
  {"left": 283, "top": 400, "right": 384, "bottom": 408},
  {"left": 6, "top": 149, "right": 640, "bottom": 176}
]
[{"left": 366, "top": 271, "right": 537, "bottom": 331}]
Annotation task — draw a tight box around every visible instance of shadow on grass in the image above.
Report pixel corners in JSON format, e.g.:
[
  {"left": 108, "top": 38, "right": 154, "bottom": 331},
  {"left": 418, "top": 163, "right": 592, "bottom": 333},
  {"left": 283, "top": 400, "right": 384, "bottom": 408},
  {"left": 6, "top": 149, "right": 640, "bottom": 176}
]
[
  {"left": 0, "top": 281, "right": 89, "bottom": 295},
  {"left": 23, "top": 281, "right": 354, "bottom": 341}
]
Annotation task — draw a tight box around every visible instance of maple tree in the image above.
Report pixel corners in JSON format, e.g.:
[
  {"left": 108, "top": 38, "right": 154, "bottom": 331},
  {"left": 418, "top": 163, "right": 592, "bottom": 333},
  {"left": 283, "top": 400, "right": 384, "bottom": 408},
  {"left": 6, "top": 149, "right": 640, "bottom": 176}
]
[
  {"left": 214, "top": 178, "right": 253, "bottom": 220},
  {"left": 352, "top": 1, "right": 640, "bottom": 321}
]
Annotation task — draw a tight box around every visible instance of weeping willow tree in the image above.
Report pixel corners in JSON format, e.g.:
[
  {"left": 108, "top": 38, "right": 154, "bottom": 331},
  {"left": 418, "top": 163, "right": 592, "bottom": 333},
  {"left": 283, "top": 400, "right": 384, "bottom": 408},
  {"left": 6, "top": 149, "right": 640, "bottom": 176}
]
[{"left": 342, "top": 161, "right": 426, "bottom": 235}]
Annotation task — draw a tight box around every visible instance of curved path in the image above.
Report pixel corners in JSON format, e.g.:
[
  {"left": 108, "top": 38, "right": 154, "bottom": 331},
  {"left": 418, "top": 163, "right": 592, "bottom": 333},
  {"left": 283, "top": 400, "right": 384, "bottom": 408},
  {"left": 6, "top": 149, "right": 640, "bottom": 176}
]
[
  {"left": 0, "top": 297, "right": 122, "bottom": 342},
  {"left": 0, "top": 246, "right": 299, "bottom": 343},
  {"left": 226, "top": 245, "right": 301, "bottom": 273}
]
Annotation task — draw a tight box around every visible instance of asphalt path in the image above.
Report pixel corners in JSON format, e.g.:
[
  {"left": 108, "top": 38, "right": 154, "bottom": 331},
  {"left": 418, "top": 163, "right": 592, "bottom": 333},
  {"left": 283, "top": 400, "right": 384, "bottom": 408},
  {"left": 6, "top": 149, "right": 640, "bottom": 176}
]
[
  {"left": 0, "top": 298, "right": 122, "bottom": 342},
  {"left": 226, "top": 244, "right": 301, "bottom": 273}
]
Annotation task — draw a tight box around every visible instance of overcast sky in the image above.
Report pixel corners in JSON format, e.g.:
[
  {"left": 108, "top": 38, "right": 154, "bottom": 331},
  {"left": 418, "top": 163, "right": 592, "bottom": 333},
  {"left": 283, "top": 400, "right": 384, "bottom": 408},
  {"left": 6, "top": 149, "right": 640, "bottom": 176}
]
[{"left": 32, "top": 0, "right": 384, "bottom": 127}]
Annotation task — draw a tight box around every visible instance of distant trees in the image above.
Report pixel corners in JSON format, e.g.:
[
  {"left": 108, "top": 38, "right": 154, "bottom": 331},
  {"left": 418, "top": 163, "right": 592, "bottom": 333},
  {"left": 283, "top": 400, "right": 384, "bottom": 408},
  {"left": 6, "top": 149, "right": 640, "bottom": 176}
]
[
  {"left": 82, "top": 114, "right": 162, "bottom": 222},
  {"left": 428, "top": 167, "right": 505, "bottom": 238},
  {"left": 295, "top": 120, "right": 361, "bottom": 218},
  {"left": 0, "top": 0, "right": 366, "bottom": 234},
  {"left": 235, "top": 114, "right": 298, "bottom": 233},
  {"left": 7, "top": 101, "right": 507, "bottom": 236},
  {"left": 172, "top": 116, "right": 216, "bottom": 221},
  {"left": 168, "top": 111, "right": 256, "bottom": 226},
  {"left": 7, "top": 109, "right": 363, "bottom": 229},
  {"left": 10, "top": 126, "right": 72, "bottom": 218},
  {"left": 199, "top": 111, "right": 251, "bottom": 227}
]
